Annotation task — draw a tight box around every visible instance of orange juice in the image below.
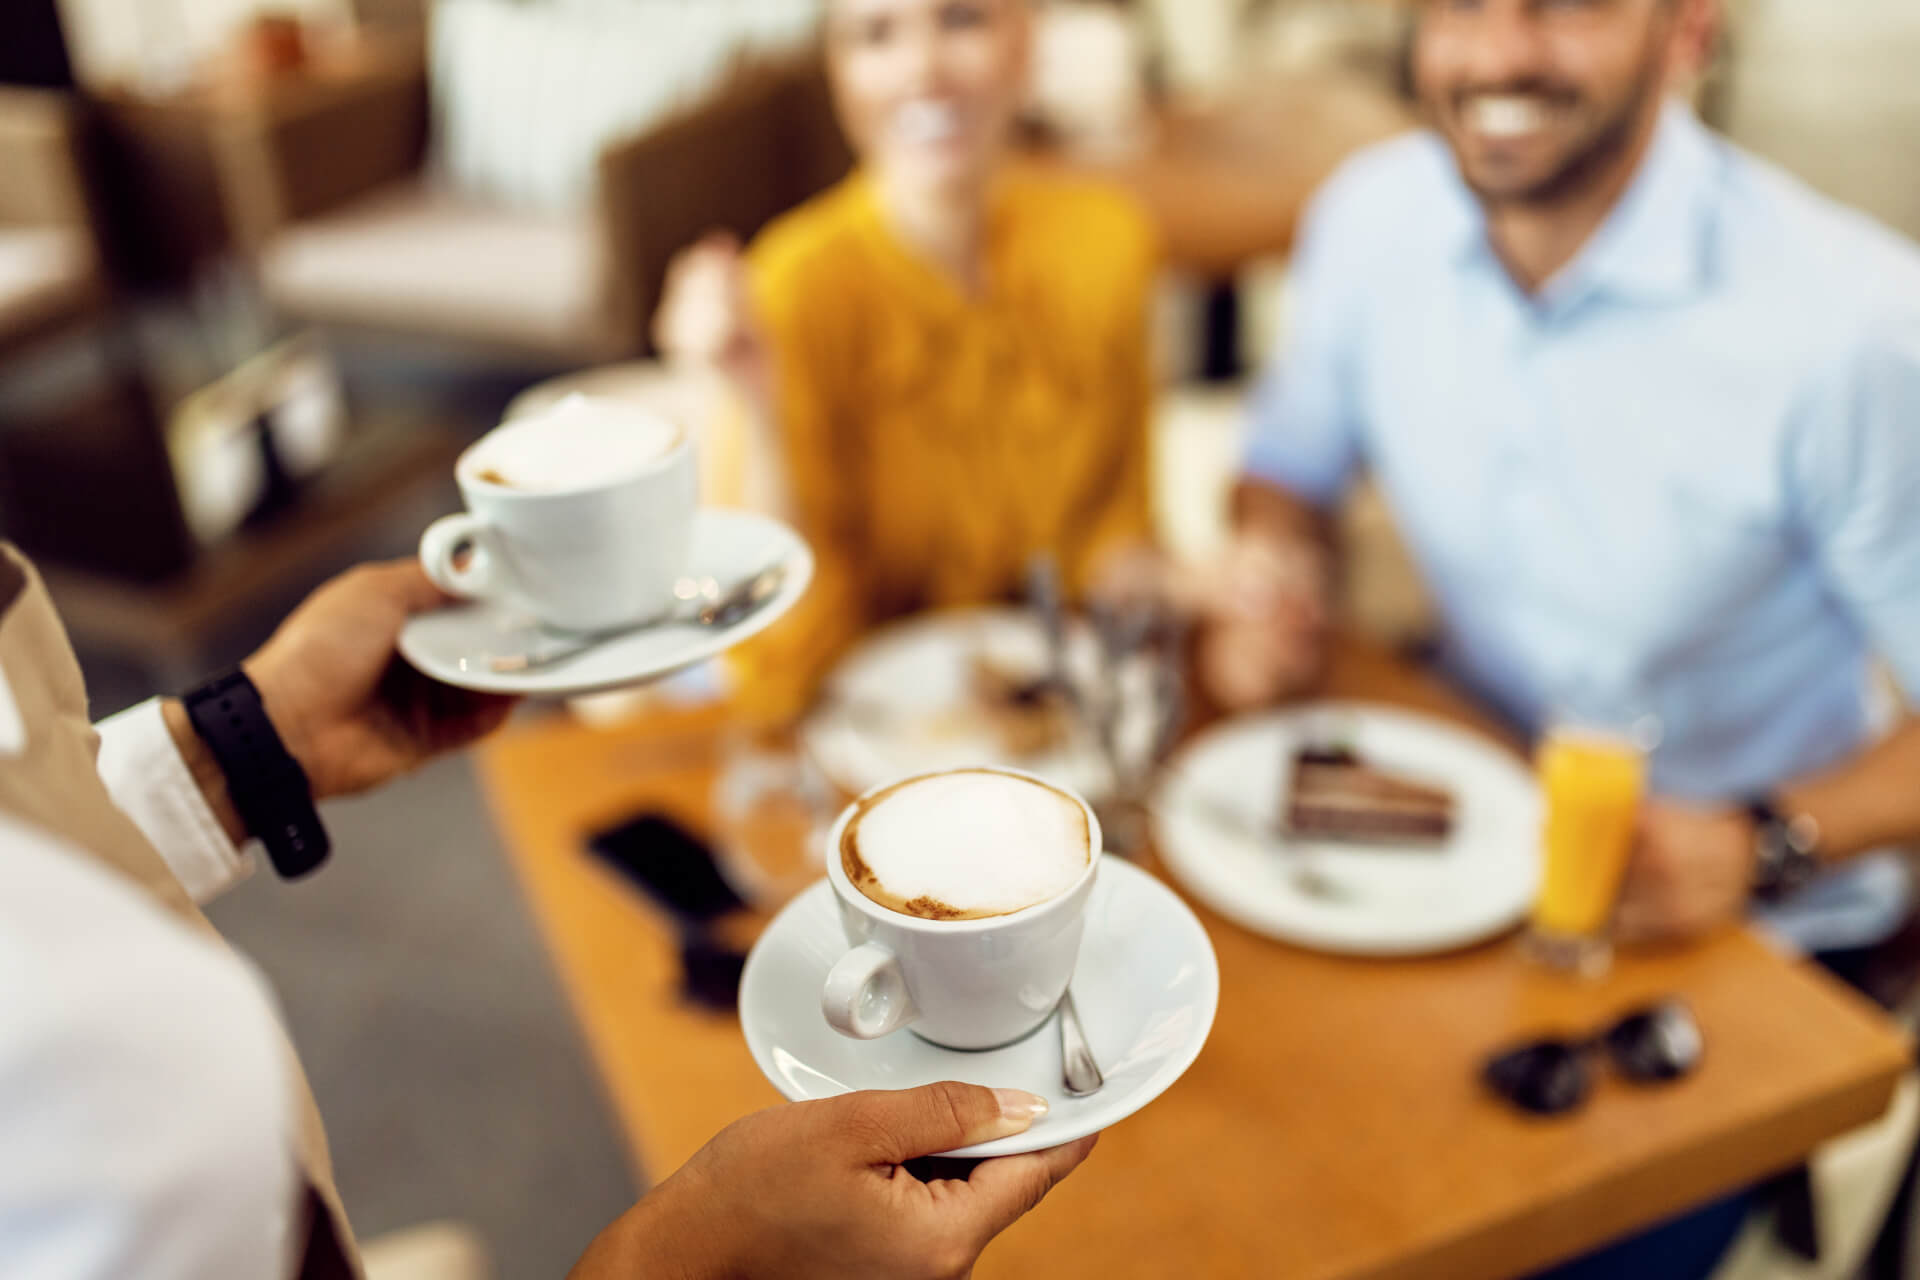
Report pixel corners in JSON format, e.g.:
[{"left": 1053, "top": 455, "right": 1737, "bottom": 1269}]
[{"left": 1533, "top": 731, "right": 1647, "bottom": 939}]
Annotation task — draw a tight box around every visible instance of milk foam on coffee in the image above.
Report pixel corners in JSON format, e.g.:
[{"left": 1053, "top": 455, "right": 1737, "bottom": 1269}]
[
  {"left": 467, "top": 398, "right": 680, "bottom": 493},
  {"left": 842, "top": 770, "right": 1091, "bottom": 921}
]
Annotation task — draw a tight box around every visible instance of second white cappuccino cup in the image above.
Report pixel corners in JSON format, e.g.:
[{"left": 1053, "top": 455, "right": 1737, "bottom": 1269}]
[
  {"left": 418, "top": 396, "right": 697, "bottom": 633},
  {"left": 821, "top": 768, "right": 1102, "bottom": 1051}
]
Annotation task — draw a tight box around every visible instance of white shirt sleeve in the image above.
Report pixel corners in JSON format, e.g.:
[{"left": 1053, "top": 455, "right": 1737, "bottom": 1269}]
[
  {"left": 0, "top": 815, "right": 298, "bottom": 1280},
  {"left": 95, "top": 698, "right": 258, "bottom": 904}
]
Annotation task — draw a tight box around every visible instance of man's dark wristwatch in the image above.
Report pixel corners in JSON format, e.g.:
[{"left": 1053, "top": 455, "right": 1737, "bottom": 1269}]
[
  {"left": 182, "top": 669, "right": 331, "bottom": 879},
  {"left": 1747, "top": 794, "right": 1821, "bottom": 905}
]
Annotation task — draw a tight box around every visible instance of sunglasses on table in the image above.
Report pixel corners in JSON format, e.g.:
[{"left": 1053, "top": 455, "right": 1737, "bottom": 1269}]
[{"left": 1482, "top": 999, "right": 1704, "bottom": 1116}]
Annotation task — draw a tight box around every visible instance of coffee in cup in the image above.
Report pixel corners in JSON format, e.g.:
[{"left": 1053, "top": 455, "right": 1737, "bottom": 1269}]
[
  {"left": 822, "top": 767, "right": 1102, "bottom": 1049},
  {"left": 840, "top": 768, "right": 1092, "bottom": 921},
  {"left": 465, "top": 405, "right": 681, "bottom": 493},
  {"left": 418, "top": 395, "right": 697, "bottom": 633}
]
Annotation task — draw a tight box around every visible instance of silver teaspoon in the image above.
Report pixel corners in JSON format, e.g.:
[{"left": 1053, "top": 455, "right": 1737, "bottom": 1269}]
[
  {"left": 488, "top": 561, "right": 789, "bottom": 674},
  {"left": 1059, "top": 989, "right": 1104, "bottom": 1097}
]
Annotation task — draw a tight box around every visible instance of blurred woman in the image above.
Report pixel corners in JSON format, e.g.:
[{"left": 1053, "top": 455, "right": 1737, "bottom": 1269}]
[{"left": 657, "top": 0, "right": 1159, "bottom": 723}]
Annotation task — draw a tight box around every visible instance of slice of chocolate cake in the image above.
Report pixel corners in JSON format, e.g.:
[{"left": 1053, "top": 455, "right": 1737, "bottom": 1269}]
[{"left": 1285, "top": 744, "right": 1455, "bottom": 844}]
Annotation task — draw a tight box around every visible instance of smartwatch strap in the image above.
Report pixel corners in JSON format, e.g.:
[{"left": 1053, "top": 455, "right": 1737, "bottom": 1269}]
[{"left": 182, "top": 669, "right": 330, "bottom": 879}]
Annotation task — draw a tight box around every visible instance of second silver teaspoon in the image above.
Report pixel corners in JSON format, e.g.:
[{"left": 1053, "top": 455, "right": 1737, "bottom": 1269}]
[{"left": 1059, "top": 989, "right": 1104, "bottom": 1097}]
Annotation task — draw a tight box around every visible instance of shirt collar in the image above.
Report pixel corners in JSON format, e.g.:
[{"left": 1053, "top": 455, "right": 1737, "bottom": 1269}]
[{"left": 1446, "top": 100, "right": 1721, "bottom": 311}]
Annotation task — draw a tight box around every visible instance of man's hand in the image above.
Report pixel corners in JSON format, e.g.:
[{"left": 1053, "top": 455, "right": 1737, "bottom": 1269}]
[
  {"left": 1614, "top": 801, "right": 1758, "bottom": 943},
  {"left": 575, "top": 1082, "right": 1096, "bottom": 1280},
  {"left": 1192, "top": 532, "right": 1331, "bottom": 712},
  {"left": 241, "top": 560, "right": 517, "bottom": 801}
]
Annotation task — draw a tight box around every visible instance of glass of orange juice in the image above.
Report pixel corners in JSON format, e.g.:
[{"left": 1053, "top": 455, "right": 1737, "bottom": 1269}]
[{"left": 1529, "top": 718, "right": 1656, "bottom": 976}]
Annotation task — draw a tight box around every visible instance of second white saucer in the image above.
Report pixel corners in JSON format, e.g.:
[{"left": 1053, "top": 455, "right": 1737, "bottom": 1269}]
[{"left": 739, "top": 859, "right": 1219, "bottom": 1158}]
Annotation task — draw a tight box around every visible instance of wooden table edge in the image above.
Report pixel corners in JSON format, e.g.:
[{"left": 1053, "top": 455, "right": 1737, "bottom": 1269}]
[{"left": 1360, "top": 1024, "right": 1912, "bottom": 1280}]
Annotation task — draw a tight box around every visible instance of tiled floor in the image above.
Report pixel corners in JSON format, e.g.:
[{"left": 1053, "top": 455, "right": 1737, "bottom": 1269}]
[{"left": 205, "top": 750, "right": 639, "bottom": 1278}]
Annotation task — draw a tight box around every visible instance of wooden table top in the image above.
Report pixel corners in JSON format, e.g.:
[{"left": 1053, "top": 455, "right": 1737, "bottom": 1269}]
[{"left": 475, "top": 639, "right": 1910, "bottom": 1280}]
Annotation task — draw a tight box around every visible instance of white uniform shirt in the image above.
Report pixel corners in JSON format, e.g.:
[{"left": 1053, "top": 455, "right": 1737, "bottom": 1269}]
[{"left": 0, "top": 698, "right": 297, "bottom": 1278}]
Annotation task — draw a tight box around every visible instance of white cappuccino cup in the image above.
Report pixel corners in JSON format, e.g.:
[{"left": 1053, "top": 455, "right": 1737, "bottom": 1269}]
[
  {"left": 821, "top": 767, "right": 1102, "bottom": 1051},
  {"left": 418, "top": 396, "right": 697, "bottom": 633}
]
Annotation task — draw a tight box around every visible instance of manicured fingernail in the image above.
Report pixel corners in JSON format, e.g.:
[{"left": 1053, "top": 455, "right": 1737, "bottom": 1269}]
[{"left": 995, "top": 1089, "right": 1050, "bottom": 1127}]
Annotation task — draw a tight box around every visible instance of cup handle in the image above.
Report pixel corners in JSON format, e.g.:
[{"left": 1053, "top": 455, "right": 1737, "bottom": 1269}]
[
  {"left": 419, "top": 513, "right": 498, "bottom": 601},
  {"left": 822, "top": 941, "right": 918, "bottom": 1039}
]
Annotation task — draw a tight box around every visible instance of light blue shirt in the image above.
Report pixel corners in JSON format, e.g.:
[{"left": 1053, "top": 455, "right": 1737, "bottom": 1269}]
[{"left": 1246, "top": 104, "right": 1920, "bottom": 952}]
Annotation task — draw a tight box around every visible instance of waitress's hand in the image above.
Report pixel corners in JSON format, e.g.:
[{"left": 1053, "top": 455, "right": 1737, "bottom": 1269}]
[
  {"left": 573, "top": 1082, "right": 1096, "bottom": 1279},
  {"left": 164, "top": 561, "right": 516, "bottom": 846},
  {"left": 241, "top": 560, "right": 517, "bottom": 802}
]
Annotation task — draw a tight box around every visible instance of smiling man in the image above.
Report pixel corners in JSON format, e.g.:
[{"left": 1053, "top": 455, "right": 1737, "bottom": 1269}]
[{"left": 1206, "top": 0, "right": 1920, "bottom": 976}]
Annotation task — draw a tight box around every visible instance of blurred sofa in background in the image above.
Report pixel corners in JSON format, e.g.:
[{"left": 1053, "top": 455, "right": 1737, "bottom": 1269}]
[{"left": 211, "top": 0, "right": 849, "bottom": 364}]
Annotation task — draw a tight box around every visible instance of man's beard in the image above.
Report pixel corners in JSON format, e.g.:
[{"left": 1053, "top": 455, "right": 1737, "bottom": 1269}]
[
  {"left": 1447, "top": 11, "right": 1672, "bottom": 212},
  {"left": 1475, "top": 65, "right": 1661, "bottom": 209}
]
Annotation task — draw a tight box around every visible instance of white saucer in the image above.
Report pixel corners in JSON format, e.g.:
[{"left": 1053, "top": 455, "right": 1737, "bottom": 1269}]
[
  {"left": 740, "top": 859, "right": 1219, "bottom": 1158},
  {"left": 398, "top": 508, "right": 813, "bottom": 697},
  {"left": 1152, "top": 702, "right": 1541, "bottom": 957}
]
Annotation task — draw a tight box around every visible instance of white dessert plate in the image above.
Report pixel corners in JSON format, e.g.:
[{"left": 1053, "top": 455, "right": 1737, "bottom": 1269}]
[
  {"left": 1151, "top": 703, "right": 1541, "bottom": 957},
  {"left": 799, "top": 606, "right": 1154, "bottom": 804}
]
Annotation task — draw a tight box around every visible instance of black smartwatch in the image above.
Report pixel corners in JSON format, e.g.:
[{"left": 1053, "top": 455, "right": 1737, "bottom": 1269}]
[
  {"left": 1747, "top": 793, "right": 1821, "bottom": 905},
  {"left": 182, "top": 669, "right": 331, "bottom": 879}
]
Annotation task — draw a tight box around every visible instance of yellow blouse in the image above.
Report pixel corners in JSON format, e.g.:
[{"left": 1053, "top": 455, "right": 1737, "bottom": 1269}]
[{"left": 731, "top": 167, "right": 1158, "bottom": 723}]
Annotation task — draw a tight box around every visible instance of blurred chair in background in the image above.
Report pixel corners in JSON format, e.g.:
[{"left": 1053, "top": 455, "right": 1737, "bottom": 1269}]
[
  {"left": 210, "top": 4, "right": 848, "bottom": 367},
  {"left": 0, "top": 83, "right": 199, "bottom": 589}
]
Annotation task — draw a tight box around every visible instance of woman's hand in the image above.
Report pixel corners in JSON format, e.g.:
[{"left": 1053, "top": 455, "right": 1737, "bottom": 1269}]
[{"left": 654, "top": 231, "right": 770, "bottom": 394}]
